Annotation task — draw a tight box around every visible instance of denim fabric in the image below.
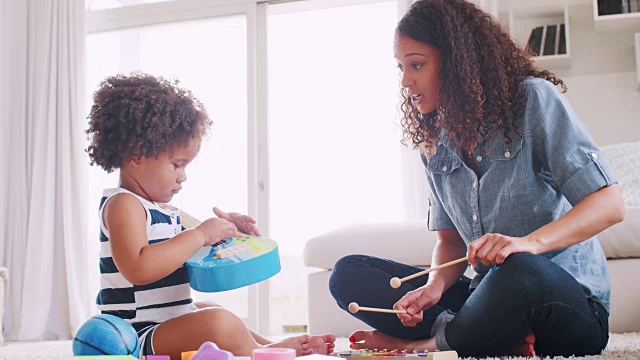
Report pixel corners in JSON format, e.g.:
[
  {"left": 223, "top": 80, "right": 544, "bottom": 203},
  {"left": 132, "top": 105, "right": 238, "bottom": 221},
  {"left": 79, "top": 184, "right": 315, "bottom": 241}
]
[
  {"left": 329, "top": 254, "right": 609, "bottom": 357},
  {"left": 329, "top": 255, "right": 470, "bottom": 341},
  {"left": 423, "top": 77, "right": 616, "bottom": 312}
]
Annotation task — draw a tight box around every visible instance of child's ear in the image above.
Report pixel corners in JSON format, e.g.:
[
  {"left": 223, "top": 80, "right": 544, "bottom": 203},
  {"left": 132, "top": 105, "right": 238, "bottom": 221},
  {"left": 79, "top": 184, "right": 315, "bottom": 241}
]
[{"left": 130, "top": 155, "right": 143, "bottom": 167}]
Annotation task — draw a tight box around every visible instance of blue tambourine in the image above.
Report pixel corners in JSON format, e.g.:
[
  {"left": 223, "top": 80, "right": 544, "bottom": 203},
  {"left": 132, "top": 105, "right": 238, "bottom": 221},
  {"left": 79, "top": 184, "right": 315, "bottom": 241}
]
[{"left": 186, "top": 235, "right": 281, "bottom": 292}]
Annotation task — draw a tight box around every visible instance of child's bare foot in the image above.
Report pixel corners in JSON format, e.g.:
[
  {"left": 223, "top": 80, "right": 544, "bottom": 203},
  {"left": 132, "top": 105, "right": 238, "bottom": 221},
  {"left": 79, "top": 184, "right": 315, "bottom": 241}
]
[
  {"left": 268, "top": 334, "right": 336, "bottom": 356},
  {"left": 268, "top": 335, "right": 310, "bottom": 356},
  {"left": 497, "top": 332, "right": 536, "bottom": 358},
  {"left": 309, "top": 334, "right": 336, "bottom": 354},
  {"left": 349, "top": 330, "right": 436, "bottom": 352}
]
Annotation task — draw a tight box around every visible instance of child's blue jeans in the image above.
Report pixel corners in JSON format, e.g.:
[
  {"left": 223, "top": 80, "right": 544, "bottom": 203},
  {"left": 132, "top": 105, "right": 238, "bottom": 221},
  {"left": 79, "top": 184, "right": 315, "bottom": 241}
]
[{"left": 329, "top": 253, "right": 608, "bottom": 357}]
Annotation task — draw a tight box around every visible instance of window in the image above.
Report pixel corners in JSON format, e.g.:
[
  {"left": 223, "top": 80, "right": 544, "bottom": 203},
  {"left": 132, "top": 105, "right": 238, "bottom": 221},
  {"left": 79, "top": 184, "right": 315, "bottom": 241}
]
[
  {"left": 266, "top": 0, "right": 402, "bottom": 334},
  {"left": 86, "top": 14, "right": 250, "bottom": 317},
  {"left": 86, "top": 0, "right": 406, "bottom": 335}
]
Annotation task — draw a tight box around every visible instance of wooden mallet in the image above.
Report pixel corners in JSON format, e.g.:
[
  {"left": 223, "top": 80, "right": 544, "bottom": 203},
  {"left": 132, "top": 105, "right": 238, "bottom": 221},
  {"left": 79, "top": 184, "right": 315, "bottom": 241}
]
[
  {"left": 348, "top": 302, "right": 407, "bottom": 314},
  {"left": 390, "top": 257, "right": 469, "bottom": 289}
]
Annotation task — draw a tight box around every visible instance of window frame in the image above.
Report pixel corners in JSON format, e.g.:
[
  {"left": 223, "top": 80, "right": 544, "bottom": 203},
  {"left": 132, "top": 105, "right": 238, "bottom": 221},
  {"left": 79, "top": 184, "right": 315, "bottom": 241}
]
[{"left": 85, "top": 0, "right": 412, "bottom": 334}]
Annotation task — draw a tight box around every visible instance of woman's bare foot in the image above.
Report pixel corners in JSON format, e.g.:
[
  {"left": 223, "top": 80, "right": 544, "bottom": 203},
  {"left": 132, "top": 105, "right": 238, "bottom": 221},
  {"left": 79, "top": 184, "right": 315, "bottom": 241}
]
[
  {"left": 268, "top": 334, "right": 336, "bottom": 356},
  {"left": 497, "top": 332, "right": 536, "bottom": 358},
  {"left": 349, "top": 330, "right": 436, "bottom": 352}
]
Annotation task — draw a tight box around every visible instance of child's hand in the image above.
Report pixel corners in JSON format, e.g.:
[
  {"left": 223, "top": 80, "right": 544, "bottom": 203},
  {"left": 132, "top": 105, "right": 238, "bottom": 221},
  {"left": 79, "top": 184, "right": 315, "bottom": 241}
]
[
  {"left": 195, "top": 218, "right": 245, "bottom": 246},
  {"left": 213, "top": 207, "right": 262, "bottom": 236}
]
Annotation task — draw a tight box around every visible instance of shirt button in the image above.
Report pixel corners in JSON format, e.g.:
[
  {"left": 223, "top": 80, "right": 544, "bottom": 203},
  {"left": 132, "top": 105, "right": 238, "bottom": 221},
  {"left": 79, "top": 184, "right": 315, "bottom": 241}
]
[
  {"left": 472, "top": 180, "right": 477, "bottom": 188},
  {"left": 174, "top": 229, "right": 178, "bottom": 234},
  {"left": 171, "top": 213, "right": 175, "bottom": 218},
  {"left": 472, "top": 214, "right": 478, "bottom": 221},
  {"left": 476, "top": 155, "right": 483, "bottom": 161},
  {"left": 442, "top": 165, "right": 448, "bottom": 172},
  {"left": 505, "top": 151, "right": 511, "bottom": 158},
  {"left": 591, "top": 152, "right": 599, "bottom": 159}
]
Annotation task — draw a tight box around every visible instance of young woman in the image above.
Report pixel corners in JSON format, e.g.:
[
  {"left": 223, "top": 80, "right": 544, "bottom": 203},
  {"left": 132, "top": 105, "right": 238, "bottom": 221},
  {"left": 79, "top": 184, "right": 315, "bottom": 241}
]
[{"left": 328, "top": 0, "right": 624, "bottom": 357}]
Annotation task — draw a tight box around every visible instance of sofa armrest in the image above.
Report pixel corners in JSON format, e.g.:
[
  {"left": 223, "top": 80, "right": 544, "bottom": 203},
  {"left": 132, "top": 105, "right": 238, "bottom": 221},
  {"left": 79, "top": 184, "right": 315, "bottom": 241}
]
[
  {"left": 600, "top": 141, "right": 640, "bottom": 207},
  {"left": 598, "top": 206, "right": 640, "bottom": 259},
  {"left": 303, "top": 220, "right": 437, "bottom": 270},
  {"left": 303, "top": 205, "right": 640, "bottom": 269}
]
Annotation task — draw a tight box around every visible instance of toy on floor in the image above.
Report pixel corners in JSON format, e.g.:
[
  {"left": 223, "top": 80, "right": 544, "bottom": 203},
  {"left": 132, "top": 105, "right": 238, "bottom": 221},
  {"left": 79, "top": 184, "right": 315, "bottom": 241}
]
[
  {"left": 74, "top": 357, "right": 138, "bottom": 360},
  {"left": 333, "top": 349, "right": 458, "bottom": 360},
  {"left": 181, "top": 342, "right": 234, "bottom": 360},
  {"left": 72, "top": 314, "right": 140, "bottom": 358},
  {"left": 182, "top": 351, "right": 198, "bottom": 360},
  {"left": 252, "top": 348, "right": 296, "bottom": 360}
]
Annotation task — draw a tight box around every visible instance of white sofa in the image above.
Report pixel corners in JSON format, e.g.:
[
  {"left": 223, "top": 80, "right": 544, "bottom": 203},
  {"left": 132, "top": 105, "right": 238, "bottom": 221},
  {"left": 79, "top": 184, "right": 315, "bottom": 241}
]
[{"left": 303, "top": 142, "right": 640, "bottom": 337}]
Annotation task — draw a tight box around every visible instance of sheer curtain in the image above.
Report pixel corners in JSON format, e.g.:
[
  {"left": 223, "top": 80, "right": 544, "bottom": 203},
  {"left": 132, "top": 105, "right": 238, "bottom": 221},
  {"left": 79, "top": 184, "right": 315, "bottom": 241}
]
[{"left": 0, "top": 0, "right": 92, "bottom": 340}]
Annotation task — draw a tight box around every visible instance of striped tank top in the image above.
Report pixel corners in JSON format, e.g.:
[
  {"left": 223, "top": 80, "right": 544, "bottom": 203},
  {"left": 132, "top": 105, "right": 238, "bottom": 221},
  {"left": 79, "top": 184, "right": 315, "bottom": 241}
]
[{"left": 96, "top": 188, "right": 197, "bottom": 324}]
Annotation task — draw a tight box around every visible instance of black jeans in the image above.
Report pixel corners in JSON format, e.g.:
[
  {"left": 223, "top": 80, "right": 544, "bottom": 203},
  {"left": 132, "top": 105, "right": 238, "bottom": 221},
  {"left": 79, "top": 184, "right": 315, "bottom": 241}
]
[{"left": 329, "top": 253, "right": 609, "bottom": 357}]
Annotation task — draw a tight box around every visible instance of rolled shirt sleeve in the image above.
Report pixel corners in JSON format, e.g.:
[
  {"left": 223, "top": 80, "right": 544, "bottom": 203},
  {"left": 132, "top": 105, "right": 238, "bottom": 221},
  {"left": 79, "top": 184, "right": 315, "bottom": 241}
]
[{"left": 526, "top": 79, "right": 618, "bottom": 206}]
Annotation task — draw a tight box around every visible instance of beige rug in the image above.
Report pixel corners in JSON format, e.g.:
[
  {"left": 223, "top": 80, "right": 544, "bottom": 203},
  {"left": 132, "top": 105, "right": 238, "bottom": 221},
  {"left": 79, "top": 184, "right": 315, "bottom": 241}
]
[
  {"left": 333, "top": 334, "right": 640, "bottom": 360},
  {"left": 0, "top": 333, "right": 638, "bottom": 360}
]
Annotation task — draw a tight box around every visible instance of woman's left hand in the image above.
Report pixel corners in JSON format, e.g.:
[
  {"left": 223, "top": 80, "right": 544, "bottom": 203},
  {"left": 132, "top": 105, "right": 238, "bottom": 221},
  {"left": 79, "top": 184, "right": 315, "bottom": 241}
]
[
  {"left": 212, "top": 207, "right": 262, "bottom": 236},
  {"left": 467, "top": 233, "right": 539, "bottom": 268}
]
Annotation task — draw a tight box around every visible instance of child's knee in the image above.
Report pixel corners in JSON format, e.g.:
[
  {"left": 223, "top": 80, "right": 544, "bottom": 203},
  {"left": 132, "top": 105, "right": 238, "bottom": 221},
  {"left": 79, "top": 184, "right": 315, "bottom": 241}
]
[{"left": 198, "top": 307, "right": 244, "bottom": 336}]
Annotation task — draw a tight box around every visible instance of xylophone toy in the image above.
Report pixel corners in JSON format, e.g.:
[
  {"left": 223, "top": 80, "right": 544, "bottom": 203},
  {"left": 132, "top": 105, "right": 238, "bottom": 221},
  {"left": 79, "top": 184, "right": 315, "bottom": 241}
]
[{"left": 332, "top": 349, "right": 458, "bottom": 360}]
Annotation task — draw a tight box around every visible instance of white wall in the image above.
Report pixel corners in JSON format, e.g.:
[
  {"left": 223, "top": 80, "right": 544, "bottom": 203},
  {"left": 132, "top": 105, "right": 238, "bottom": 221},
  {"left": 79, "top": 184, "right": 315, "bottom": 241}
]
[
  {"left": 556, "top": 2, "right": 640, "bottom": 146},
  {"left": 500, "top": 0, "right": 640, "bottom": 146}
]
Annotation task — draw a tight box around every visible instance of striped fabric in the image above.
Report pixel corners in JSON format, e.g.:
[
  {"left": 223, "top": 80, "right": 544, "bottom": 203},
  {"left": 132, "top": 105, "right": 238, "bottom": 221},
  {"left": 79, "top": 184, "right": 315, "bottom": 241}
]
[{"left": 96, "top": 188, "right": 196, "bottom": 324}]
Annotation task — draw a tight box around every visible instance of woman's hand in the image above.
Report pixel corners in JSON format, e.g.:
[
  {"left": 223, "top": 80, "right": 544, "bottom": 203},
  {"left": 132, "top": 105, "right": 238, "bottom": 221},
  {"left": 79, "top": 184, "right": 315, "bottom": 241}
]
[
  {"left": 467, "top": 233, "right": 539, "bottom": 268},
  {"left": 394, "top": 282, "right": 445, "bottom": 327},
  {"left": 213, "top": 207, "right": 262, "bottom": 236},
  {"left": 195, "top": 218, "right": 245, "bottom": 246}
]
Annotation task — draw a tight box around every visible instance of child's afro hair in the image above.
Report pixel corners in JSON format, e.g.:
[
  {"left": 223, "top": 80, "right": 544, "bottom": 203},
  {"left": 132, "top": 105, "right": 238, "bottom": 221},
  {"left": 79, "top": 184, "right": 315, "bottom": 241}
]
[{"left": 86, "top": 72, "right": 212, "bottom": 173}]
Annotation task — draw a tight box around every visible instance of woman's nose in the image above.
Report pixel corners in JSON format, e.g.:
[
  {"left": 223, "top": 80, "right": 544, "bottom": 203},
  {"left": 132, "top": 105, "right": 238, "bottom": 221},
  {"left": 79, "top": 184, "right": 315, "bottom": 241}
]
[{"left": 400, "top": 71, "right": 413, "bottom": 89}]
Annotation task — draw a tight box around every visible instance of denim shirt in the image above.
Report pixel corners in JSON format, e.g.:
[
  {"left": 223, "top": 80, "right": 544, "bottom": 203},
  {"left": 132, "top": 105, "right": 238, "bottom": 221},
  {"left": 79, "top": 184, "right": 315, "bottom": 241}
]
[{"left": 423, "top": 77, "right": 617, "bottom": 312}]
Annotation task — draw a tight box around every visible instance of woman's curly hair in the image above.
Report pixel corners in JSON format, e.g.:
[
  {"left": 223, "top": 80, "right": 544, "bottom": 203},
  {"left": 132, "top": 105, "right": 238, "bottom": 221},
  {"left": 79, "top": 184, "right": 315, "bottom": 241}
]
[
  {"left": 86, "top": 72, "right": 212, "bottom": 173},
  {"left": 397, "top": 0, "right": 565, "bottom": 153}
]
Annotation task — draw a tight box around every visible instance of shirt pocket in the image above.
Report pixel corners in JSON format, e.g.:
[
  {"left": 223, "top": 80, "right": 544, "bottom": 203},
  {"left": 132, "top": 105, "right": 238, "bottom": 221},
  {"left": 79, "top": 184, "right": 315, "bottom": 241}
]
[
  {"left": 488, "top": 136, "right": 527, "bottom": 192},
  {"left": 426, "top": 143, "right": 463, "bottom": 174},
  {"left": 427, "top": 157, "right": 462, "bottom": 175},
  {"left": 426, "top": 153, "right": 464, "bottom": 206}
]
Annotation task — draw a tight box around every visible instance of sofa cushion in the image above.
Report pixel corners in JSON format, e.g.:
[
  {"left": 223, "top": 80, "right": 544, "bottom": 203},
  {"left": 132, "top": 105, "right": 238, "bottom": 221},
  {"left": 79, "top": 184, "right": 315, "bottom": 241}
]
[
  {"left": 600, "top": 141, "right": 640, "bottom": 206},
  {"left": 304, "top": 220, "right": 436, "bottom": 269},
  {"left": 599, "top": 206, "right": 640, "bottom": 259},
  {"left": 304, "top": 207, "right": 640, "bottom": 270}
]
